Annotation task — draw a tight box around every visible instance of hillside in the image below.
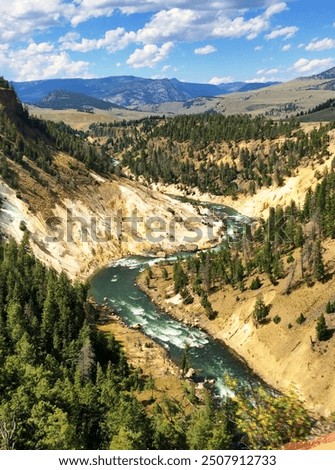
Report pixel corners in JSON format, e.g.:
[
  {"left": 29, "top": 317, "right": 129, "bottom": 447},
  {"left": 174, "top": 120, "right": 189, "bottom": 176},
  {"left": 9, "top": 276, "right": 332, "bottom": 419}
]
[
  {"left": 89, "top": 114, "right": 334, "bottom": 206},
  {"left": 140, "top": 68, "right": 335, "bottom": 117},
  {"left": 136, "top": 154, "right": 335, "bottom": 417},
  {"left": 35, "top": 89, "right": 125, "bottom": 111}
]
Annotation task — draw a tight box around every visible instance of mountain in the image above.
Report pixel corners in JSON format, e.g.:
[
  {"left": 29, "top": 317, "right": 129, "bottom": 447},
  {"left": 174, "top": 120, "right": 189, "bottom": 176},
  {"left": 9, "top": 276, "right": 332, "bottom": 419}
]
[
  {"left": 310, "top": 66, "right": 335, "bottom": 80},
  {"left": 35, "top": 89, "right": 125, "bottom": 110},
  {"left": 12, "top": 75, "right": 278, "bottom": 108},
  {"left": 139, "top": 66, "right": 335, "bottom": 117}
]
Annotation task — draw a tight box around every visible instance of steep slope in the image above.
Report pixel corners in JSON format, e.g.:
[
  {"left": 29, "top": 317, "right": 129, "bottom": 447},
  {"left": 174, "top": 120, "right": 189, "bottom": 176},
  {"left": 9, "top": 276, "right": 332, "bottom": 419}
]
[{"left": 0, "top": 81, "right": 221, "bottom": 279}]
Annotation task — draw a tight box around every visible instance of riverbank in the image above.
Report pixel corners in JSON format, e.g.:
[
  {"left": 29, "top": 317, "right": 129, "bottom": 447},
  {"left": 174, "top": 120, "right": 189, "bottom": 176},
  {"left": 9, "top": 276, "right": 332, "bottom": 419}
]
[
  {"left": 94, "top": 302, "right": 196, "bottom": 404},
  {"left": 136, "top": 257, "right": 335, "bottom": 418}
]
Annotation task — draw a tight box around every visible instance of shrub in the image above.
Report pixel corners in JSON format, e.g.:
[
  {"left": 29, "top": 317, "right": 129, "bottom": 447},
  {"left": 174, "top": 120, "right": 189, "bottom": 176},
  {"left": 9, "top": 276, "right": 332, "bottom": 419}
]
[
  {"left": 250, "top": 276, "right": 262, "bottom": 290},
  {"left": 296, "top": 313, "right": 306, "bottom": 325}
]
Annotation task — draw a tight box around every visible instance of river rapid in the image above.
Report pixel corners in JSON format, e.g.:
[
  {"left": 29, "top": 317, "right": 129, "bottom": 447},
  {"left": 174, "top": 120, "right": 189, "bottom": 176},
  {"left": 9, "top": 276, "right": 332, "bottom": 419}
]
[{"left": 90, "top": 202, "right": 261, "bottom": 395}]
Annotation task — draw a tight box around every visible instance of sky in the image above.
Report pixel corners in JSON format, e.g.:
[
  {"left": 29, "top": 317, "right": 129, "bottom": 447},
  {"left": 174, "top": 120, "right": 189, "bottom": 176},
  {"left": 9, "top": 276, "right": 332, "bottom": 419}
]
[{"left": 0, "top": 0, "right": 334, "bottom": 84}]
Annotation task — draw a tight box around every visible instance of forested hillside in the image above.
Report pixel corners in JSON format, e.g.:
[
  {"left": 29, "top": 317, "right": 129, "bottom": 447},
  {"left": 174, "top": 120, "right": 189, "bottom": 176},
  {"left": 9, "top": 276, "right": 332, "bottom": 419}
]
[
  {"left": 0, "top": 77, "right": 112, "bottom": 182},
  {"left": 89, "top": 115, "right": 334, "bottom": 196},
  {"left": 0, "top": 236, "right": 313, "bottom": 450},
  {"left": 171, "top": 168, "right": 335, "bottom": 312}
]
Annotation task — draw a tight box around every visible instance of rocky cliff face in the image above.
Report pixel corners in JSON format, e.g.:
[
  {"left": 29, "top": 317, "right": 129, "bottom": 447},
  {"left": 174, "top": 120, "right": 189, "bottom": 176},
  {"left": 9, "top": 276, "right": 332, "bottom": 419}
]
[
  {"left": 0, "top": 86, "right": 27, "bottom": 120},
  {"left": 0, "top": 153, "right": 221, "bottom": 280}
]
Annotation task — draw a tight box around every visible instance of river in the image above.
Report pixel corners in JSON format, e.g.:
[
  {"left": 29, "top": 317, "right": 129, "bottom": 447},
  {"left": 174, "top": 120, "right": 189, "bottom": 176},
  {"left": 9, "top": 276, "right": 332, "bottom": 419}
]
[{"left": 90, "top": 202, "right": 260, "bottom": 394}]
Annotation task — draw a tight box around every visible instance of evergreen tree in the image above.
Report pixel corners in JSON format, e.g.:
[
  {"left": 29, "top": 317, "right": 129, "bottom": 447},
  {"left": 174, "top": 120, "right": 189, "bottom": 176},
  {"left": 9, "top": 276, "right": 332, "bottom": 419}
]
[
  {"left": 316, "top": 314, "right": 330, "bottom": 341},
  {"left": 173, "top": 262, "right": 188, "bottom": 294},
  {"left": 252, "top": 295, "right": 270, "bottom": 325}
]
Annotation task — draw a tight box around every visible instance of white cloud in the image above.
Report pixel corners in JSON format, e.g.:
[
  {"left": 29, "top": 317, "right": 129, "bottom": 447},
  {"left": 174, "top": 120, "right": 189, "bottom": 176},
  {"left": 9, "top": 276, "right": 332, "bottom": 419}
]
[
  {"left": 0, "top": 42, "right": 91, "bottom": 81},
  {"left": 246, "top": 77, "right": 267, "bottom": 83},
  {"left": 282, "top": 44, "right": 291, "bottom": 51},
  {"left": 136, "top": 8, "right": 203, "bottom": 43},
  {"left": 70, "top": 1, "right": 284, "bottom": 26},
  {"left": 134, "top": 3, "right": 287, "bottom": 44},
  {"left": 305, "top": 38, "right": 335, "bottom": 51},
  {"left": 0, "top": 1, "right": 292, "bottom": 79},
  {"left": 0, "top": 1, "right": 73, "bottom": 41},
  {"left": 263, "top": 2, "right": 287, "bottom": 19},
  {"left": 254, "top": 45, "right": 263, "bottom": 51},
  {"left": 212, "top": 15, "right": 269, "bottom": 40},
  {"left": 60, "top": 28, "right": 136, "bottom": 53},
  {"left": 0, "top": 1, "right": 289, "bottom": 45},
  {"left": 257, "top": 68, "right": 279, "bottom": 75},
  {"left": 126, "top": 42, "right": 174, "bottom": 68},
  {"left": 293, "top": 57, "right": 334, "bottom": 75},
  {"left": 265, "top": 26, "right": 298, "bottom": 40},
  {"left": 194, "top": 45, "right": 217, "bottom": 55},
  {"left": 209, "top": 76, "right": 234, "bottom": 85}
]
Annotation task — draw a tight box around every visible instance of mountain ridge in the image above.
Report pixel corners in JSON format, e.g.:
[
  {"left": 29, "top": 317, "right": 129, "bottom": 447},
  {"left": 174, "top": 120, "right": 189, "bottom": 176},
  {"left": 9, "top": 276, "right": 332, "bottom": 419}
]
[{"left": 12, "top": 75, "right": 279, "bottom": 108}]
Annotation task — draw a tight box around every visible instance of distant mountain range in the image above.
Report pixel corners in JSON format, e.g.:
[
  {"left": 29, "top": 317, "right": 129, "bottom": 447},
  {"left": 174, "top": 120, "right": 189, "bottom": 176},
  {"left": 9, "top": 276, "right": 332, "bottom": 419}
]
[
  {"left": 34, "top": 89, "right": 125, "bottom": 111},
  {"left": 12, "top": 76, "right": 279, "bottom": 109}
]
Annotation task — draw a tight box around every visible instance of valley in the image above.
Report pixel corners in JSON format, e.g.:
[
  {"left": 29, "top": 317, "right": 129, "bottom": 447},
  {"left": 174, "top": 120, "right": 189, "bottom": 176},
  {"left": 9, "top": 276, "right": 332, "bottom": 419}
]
[{"left": 1, "top": 69, "right": 335, "bottom": 449}]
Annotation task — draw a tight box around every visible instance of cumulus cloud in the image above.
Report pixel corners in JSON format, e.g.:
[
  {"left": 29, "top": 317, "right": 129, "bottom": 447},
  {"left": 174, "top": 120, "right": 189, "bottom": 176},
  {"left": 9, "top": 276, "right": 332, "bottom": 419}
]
[
  {"left": 246, "top": 77, "right": 268, "bottom": 83},
  {"left": 136, "top": 8, "right": 203, "bottom": 43},
  {"left": 126, "top": 42, "right": 174, "bottom": 68},
  {"left": 257, "top": 68, "right": 279, "bottom": 75},
  {"left": 194, "top": 45, "right": 217, "bottom": 55},
  {"left": 0, "top": 42, "right": 91, "bottom": 81},
  {"left": 209, "top": 76, "right": 234, "bottom": 85},
  {"left": 282, "top": 44, "right": 291, "bottom": 51},
  {"left": 263, "top": 2, "right": 287, "bottom": 18},
  {"left": 70, "top": 1, "right": 284, "bottom": 26},
  {"left": 265, "top": 26, "right": 298, "bottom": 40},
  {"left": 60, "top": 28, "right": 136, "bottom": 53},
  {"left": 0, "top": 0, "right": 73, "bottom": 41},
  {"left": 0, "top": 1, "right": 292, "bottom": 78},
  {"left": 305, "top": 38, "right": 335, "bottom": 51},
  {"left": 293, "top": 57, "right": 334, "bottom": 75}
]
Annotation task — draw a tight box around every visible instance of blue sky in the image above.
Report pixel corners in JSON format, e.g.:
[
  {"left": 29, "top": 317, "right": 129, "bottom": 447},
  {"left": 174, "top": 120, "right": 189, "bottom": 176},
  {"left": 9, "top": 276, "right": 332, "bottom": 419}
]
[{"left": 0, "top": 1, "right": 334, "bottom": 84}]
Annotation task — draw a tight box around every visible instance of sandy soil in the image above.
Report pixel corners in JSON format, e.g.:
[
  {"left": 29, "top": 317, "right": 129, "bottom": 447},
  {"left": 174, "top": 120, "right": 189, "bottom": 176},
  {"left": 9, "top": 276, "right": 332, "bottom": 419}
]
[{"left": 96, "top": 307, "right": 195, "bottom": 405}]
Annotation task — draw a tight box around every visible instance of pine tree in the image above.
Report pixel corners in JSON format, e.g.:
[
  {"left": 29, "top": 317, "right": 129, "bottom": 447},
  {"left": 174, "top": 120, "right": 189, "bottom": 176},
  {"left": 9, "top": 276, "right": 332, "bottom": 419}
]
[
  {"left": 252, "top": 295, "right": 270, "bottom": 325},
  {"left": 316, "top": 314, "right": 330, "bottom": 341},
  {"left": 326, "top": 301, "right": 335, "bottom": 314},
  {"left": 173, "top": 262, "right": 188, "bottom": 294},
  {"left": 314, "top": 240, "right": 325, "bottom": 281}
]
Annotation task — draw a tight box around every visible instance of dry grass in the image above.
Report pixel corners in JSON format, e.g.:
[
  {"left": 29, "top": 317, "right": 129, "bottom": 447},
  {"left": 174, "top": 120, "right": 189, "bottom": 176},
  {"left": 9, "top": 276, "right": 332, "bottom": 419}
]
[{"left": 27, "top": 106, "right": 153, "bottom": 131}]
